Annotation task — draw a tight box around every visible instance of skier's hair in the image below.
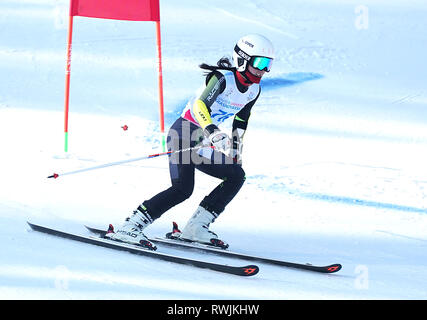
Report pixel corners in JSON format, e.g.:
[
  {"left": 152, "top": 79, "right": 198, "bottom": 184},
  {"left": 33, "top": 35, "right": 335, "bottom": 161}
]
[{"left": 199, "top": 56, "right": 235, "bottom": 75}]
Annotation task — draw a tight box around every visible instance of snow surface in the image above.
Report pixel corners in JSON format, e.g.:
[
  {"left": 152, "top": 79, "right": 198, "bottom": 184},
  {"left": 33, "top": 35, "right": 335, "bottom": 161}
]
[{"left": 1, "top": 0, "right": 427, "bottom": 299}]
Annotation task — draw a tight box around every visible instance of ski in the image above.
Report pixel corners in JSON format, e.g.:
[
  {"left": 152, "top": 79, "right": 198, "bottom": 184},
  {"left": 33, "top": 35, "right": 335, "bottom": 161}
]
[
  {"left": 86, "top": 225, "right": 342, "bottom": 274},
  {"left": 27, "top": 222, "right": 259, "bottom": 277}
]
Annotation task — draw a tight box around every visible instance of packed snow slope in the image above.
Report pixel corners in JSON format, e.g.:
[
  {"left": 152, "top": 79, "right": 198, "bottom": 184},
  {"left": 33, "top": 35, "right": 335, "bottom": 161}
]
[{"left": 1, "top": 0, "right": 427, "bottom": 299}]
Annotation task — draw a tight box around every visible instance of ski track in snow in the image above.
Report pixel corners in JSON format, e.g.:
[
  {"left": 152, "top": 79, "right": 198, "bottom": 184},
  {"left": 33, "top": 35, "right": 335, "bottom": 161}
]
[{"left": 1, "top": 0, "right": 427, "bottom": 300}]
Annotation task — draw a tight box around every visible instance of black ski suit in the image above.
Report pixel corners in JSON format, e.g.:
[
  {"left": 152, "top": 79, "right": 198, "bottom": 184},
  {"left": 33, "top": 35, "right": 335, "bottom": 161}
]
[{"left": 142, "top": 70, "right": 260, "bottom": 220}]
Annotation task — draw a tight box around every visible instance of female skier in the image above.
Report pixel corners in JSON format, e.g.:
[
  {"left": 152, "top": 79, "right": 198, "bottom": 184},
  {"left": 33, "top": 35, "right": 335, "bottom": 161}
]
[{"left": 106, "top": 34, "right": 275, "bottom": 249}]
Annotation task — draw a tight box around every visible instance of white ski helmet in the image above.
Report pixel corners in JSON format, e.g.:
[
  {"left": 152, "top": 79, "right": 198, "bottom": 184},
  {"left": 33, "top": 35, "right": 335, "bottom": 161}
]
[{"left": 233, "top": 34, "right": 275, "bottom": 73}]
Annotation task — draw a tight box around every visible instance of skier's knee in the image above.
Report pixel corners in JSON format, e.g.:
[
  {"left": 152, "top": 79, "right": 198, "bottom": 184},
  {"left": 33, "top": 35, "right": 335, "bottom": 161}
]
[
  {"left": 232, "top": 166, "right": 246, "bottom": 185},
  {"left": 173, "top": 185, "right": 194, "bottom": 202},
  {"left": 223, "top": 166, "right": 245, "bottom": 187}
]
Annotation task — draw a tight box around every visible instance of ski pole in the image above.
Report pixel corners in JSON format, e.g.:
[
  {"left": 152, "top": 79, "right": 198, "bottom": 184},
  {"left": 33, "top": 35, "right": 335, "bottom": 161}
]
[{"left": 47, "top": 145, "right": 213, "bottom": 179}]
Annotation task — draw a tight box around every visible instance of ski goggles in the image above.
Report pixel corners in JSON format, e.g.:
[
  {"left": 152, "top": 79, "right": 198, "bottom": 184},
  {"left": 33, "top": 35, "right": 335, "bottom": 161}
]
[{"left": 250, "top": 56, "right": 273, "bottom": 72}]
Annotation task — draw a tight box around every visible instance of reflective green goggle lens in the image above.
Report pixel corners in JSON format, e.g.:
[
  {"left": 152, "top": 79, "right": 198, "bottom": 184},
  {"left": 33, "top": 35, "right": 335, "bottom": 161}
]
[{"left": 251, "top": 57, "right": 273, "bottom": 72}]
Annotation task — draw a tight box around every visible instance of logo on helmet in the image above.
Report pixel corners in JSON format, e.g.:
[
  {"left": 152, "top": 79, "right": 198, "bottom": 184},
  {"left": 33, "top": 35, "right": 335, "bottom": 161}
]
[
  {"left": 237, "top": 49, "right": 251, "bottom": 61},
  {"left": 243, "top": 40, "right": 254, "bottom": 48}
]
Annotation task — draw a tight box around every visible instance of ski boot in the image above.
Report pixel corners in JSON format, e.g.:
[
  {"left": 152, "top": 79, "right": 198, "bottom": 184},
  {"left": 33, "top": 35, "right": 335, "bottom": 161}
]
[
  {"left": 177, "top": 206, "right": 229, "bottom": 249},
  {"left": 105, "top": 205, "right": 157, "bottom": 251}
]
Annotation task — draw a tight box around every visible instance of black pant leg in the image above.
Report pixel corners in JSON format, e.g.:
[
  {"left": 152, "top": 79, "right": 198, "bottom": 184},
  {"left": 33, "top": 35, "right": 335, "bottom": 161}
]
[
  {"left": 142, "top": 118, "right": 200, "bottom": 220},
  {"left": 142, "top": 161, "right": 195, "bottom": 220},
  {"left": 196, "top": 150, "right": 246, "bottom": 216}
]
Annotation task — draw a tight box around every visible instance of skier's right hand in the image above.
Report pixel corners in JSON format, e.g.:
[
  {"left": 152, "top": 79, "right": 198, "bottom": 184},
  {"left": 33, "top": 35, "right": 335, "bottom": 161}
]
[{"left": 204, "top": 124, "right": 231, "bottom": 153}]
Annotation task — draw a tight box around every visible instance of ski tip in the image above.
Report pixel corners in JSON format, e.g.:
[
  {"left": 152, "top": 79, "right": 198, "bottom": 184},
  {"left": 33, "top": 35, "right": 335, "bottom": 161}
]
[
  {"left": 84, "top": 225, "right": 96, "bottom": 232},
  {"left": 241, "top": 265, "right": 259, "bottom": 276},
  {"left": 27, "top": 221, "right": 44, "bottom": 233},
  {"left": 85, "top": 225, "right": 108, "bottom": 237},
  {"left": 325, "top": 264, "right": 342, "bottom": 273}
]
